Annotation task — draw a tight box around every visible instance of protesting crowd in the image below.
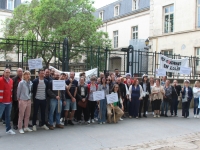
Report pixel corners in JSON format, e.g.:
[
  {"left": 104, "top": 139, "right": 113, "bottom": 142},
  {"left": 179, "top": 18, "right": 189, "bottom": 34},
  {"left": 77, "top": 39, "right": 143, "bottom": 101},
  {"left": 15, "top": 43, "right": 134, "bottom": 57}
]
[{"left": 0, "top": 67, "right": 198, "bottom": 135}]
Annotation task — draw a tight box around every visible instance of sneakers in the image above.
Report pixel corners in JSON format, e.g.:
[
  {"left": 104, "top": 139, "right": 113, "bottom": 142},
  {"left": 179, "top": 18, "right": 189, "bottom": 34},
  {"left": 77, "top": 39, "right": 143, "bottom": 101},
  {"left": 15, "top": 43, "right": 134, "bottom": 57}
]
[
  {"left": 197, "top": 115, "right": 199, "bottom": 118},
  {"left": 19, "top": 129, "right": 24, "bottom": 134},
  {"left": 6, "top": 129, "right": 16, "bottom": 135},
  {"left": 87, "top": 120, "right": 90, "bottom": 125},
  {"left": 56, "top": 124, "right": 64, "bottom": 129},
  {"left": 91, "top": 119, "right": 95, "bottom": 123},
  {"left": 119, "top": 118, "right": 123, "bottom": 121},
  {"left": 24, "top": 128, "right": 33, "bottom": 132},
  {"left": 68, "top": 120, "right": 74, "bottom": 125},
  {"left": 157, "top": 115, "right": 160, "bottom": 118},
  {"left": 187, "top": 116, "right": 190, "bottom": 119},
  {"left": 129, "top": 116, "right": 132, "bottom": 119},
  {"left": 194, "top": 115, "right": 197, "bottom": 118},
  {"left": 103, "top": 122, "right": 106, "bottom": 124},
  {"left": 48, "top": 126, "right": 54, "bottom": 130},
  {"left": 154, "top": 115, "right": 156, "bottom": 118},
  {"left": 41, "top": 125, "right": 49, "bottom": 130},
  {"left": 152, "top": 112, "right": 154, "bottom": 115},
  {"left": 94, "top": 118, "right": 98, "bottom": 121},
  {"left": 99, "top": 122, "right": 102, "bottom": 125},
  {"left": 33, "top": 125, "right": 37, "bottom": 131}
]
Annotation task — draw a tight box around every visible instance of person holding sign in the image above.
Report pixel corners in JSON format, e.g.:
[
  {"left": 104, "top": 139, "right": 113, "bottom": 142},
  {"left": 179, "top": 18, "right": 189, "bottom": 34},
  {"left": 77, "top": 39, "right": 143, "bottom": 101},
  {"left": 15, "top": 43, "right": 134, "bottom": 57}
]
[
  {"left": 87, "top": 77, "right": 98, "bottom": 123},
  {"left": 47, "top": 73, "right": 65, "bottom": 130},
  {"left": 97, "top": 77, "right": 109, "bottom": 124},
  {"left": 193, "top": 81, "right": 200, "bottom": 118},
  {"left": 129, "top": 79, "right": 143, "bottom": 119},
  {"left": 181, "top": 80, "right": 193, "bottom": 118},
  {"left": 107, "top": 84, "right": 124, "bottom": 123},
  {"left": 151, "top": 79, "right": 165, "bottom": 118}
]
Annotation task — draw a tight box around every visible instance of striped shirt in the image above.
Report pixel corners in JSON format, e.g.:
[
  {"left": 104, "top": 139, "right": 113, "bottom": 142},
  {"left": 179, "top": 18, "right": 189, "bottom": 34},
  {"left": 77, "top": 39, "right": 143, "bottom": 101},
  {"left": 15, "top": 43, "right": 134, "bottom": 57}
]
[{"left": 35, "top": 80, "right": 46, "bottom": 100}]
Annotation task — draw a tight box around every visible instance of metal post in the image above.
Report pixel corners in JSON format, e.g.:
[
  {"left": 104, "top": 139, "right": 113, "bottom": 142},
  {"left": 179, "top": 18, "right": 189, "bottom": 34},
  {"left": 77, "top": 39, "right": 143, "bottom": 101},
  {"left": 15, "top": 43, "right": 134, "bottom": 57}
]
[
  {"left": 97, "top": 46, "right": 100, "bottom": 76},
  {"left": 62, "top": 38, "right": 69, "bottom": 71}
]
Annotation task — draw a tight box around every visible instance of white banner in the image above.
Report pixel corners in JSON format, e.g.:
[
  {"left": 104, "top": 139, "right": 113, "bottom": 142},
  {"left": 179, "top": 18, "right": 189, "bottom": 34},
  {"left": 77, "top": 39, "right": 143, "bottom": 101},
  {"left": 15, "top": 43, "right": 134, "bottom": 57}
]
[
  {"left": 28, "top": 58, "right": 43, "bottom": 70},
  {"left": 49, "top": 66, "right": 98, "bottom": 81},
  {"left": 156, "top": 68, "right": 166, "bottom": 77},
  {"left": 159, "top": 55, "right": 188, "bottom": 73}
]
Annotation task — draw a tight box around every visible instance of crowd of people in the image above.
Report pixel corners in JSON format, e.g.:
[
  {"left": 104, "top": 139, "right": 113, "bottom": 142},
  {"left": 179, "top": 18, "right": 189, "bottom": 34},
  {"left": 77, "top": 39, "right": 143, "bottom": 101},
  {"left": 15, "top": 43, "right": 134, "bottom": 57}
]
[{"left": 0, "top": 67, "right": 198, "bottom": 135}]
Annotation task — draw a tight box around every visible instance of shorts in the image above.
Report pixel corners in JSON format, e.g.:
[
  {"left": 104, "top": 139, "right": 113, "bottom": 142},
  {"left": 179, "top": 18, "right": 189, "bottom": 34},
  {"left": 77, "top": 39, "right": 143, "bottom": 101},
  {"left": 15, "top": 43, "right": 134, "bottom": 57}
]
[{"left": 64, "top": 99, "right": 77, "bottom": 110}]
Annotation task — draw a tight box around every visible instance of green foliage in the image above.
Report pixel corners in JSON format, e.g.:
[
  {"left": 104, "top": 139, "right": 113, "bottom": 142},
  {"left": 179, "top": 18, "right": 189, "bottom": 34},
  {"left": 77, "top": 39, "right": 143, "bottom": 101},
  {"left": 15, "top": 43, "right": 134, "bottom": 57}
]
[{"left": 1, "top": 0, "right": 111, "bottom": 66}]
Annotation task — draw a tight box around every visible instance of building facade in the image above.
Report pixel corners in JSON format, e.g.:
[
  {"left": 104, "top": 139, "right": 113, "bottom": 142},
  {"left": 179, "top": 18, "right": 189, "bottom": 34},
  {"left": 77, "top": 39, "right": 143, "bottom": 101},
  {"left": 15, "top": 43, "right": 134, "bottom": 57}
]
[{"left": 94, "top": 0, "right": 150, "bottom": 74}]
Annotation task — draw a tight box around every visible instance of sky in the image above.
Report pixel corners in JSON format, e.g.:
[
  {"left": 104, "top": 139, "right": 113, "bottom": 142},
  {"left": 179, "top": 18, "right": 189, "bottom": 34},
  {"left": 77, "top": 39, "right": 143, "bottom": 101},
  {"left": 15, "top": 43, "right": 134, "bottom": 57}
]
[{"left": 93, "top": 0, "right": 117, "bottom": 9}]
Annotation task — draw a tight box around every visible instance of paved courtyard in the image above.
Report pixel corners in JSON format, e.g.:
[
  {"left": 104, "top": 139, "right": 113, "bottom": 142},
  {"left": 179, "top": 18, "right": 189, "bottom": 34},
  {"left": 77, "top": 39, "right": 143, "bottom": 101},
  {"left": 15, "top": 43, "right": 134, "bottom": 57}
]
[{"left": 0, "top": 109, "right": 200, "bottom": 150}]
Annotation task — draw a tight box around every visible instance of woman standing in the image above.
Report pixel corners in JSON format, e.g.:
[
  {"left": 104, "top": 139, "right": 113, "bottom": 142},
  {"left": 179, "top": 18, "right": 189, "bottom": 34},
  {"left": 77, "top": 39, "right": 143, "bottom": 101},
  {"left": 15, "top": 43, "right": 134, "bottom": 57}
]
[
  {"left": 151, "top": 79, "right": 165, "bottom": 118},
  {"left": 129, "top": 79, "right": 143, "bottom": 119},
  {"left": 107, "top": 84, "right": 124, "bottom": 123},
  {"left": 171, "top": 80, "right": 182, "bottom": 116},
  {"left": 17, "top": 71, "right": 33, "bottom": 134},
  {"left": 193, "top": 81, "right": 200, "bottom": 118},
  {"left": 87, "top": 77, "right": 98, "bottom": 123},
  {"left": 149, "top": 77, "right": 155, "bottom": 115},
  {"left": 181, "top": 80, "right": 193, "bottom": 118},
  {"left": 98, "top": 77, "right": 109, "bottom": 124},
  {"left": 76, "top": 77, "right": 89, "bottom": 124},
  {"left": 124, "top": 79, "right": 132, "bottom": 116}
]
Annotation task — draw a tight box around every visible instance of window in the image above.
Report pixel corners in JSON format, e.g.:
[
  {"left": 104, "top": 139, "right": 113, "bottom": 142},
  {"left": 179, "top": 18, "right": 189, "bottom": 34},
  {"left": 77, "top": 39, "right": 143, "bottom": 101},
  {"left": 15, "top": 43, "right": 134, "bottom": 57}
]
[
  {"left": 161, "top": 50, "right": 173, "bottom": 58},
  {"left": 132, "top": 26, "right": 138, "bottom": 39},
  {"left": 99, "top": 11, "right": 104, "bottom": 21},
  {"left": 114, "top": 5, "right": 120, "bottom": 16},
  {"left": 113, "top": 31, "right": 118, "bottom": 48},
  {"left": 132, "top": 0, "right": 138, "bottom": 10},
  {"left": 7, "top": 0, "right": 14, "bottom": 10},
  {"left": 164, "top": 5, "right": 174, "bottom": 33},
  {"left": 196, "top": 48, "right": 200, "bottom": 66},
  {"left": 197, "top": 0, "right": 200, "bottom": 27}
]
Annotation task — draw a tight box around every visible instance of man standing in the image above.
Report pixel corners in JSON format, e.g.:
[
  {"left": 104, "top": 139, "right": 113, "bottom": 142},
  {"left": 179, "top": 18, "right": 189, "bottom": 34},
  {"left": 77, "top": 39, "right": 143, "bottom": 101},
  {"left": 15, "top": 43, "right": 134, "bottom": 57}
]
[
  {"left": 161, "top": 76, "right": 167, "bottom": 86},
  {"left": 114, "top": 69, "right": 121, "bottom": 79},
  {"left": 50, "top": 68, "right": 55, "bottom": 77},
  {"left": 47, "top": 72, "right": 65, "bottom": 130},
  {"left": 45, "top": 68, "right": 53, "bottom": 82},
  {"left": 32, "top": 69, "right": 49, "bottom": 131},
  {"left": 12, "top": 68, "right": 23, "bottom": 130},
  {"left": 0, "top": 68, "right": 16, "bottom": 134},
  {"left": 64, "top": 72, "right": 78, "bottom": 126}
]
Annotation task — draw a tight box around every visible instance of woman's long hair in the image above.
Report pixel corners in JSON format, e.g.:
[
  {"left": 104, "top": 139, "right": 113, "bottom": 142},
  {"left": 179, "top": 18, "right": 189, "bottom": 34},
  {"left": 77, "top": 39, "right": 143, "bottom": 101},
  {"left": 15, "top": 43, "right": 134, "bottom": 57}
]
[{"left": 112, "top": 84, "right": 121, "bottom": 98}]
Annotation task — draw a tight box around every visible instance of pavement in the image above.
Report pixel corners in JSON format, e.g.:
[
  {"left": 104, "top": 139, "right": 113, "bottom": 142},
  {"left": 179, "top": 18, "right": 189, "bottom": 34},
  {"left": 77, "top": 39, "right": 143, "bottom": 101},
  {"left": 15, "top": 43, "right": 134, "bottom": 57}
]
[{"left": 0, "top": 109, "right": 200, "bottom": 150}]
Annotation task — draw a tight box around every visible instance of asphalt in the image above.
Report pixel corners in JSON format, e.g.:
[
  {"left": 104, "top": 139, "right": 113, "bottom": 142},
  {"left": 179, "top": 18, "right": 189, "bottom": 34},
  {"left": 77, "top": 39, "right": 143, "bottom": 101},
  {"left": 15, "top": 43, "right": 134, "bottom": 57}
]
[{"left": 0, "top": 109, "right": 200, "bottom": 150}]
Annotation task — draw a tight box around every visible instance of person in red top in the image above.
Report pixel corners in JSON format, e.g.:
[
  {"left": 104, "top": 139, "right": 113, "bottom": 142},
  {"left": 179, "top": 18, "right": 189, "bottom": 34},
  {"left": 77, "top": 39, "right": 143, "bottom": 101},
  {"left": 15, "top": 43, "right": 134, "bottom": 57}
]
[{"left": 0, "top": 68, "right": 16, "bottom": 134}]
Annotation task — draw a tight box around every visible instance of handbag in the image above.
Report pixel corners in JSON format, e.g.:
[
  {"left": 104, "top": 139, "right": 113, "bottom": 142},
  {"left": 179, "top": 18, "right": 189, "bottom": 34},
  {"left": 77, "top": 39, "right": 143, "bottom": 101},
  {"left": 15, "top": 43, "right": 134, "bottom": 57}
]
[
  {"left": 174, "top": 86, "right": 182, "bottom": 101},
  {"left": 78, "top": 99, "right": 88, "bottom": 108}
]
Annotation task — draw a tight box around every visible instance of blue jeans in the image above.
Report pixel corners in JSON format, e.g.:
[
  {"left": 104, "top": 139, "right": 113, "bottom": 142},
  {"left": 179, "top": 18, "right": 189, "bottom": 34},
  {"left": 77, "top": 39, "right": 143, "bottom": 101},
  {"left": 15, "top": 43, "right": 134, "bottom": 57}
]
[
  {"left": 194, "top": 98, "right": 200, "bottom": 115},
  {"left": 0, "top": 103, "right": 12, "bottom": 132},
  {"left": 98, "top": 99, "right": 107, "bottom": 123},
  {"left": 49, "top": 99, "right": 62, "bottom": 126},
  {"left": 161, "top": 101, "right": 169, "bottom": 114}
]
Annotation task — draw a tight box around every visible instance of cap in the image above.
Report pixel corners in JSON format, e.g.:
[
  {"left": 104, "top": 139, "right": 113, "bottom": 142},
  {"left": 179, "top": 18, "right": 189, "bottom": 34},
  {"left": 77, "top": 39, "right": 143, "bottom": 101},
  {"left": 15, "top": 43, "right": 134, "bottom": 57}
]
[
  {"left": 125, "top": 73, "right": 131, "bottom": 77},
  {"left": 142, "top": 74, "right": 148, "bottom": 78},
  {"left": 184, "top": 79, "right": 190, "bottom": 83}
]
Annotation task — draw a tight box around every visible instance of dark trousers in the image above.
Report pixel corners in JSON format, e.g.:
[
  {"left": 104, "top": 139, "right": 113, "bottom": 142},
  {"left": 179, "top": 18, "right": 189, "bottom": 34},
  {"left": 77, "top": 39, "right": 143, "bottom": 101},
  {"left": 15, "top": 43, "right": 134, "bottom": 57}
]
[
  {"left": 32, "top": 99, "right": 46, "bottom": 126},
  {"left": 123, "top": 97, "right": 129, "bottom": 113},
  {"left": 1, "top": 109, "right": 5, "bottom": 120},
  {"left": 139, "top": 96, "right": 148, "bottom": 116},
  {"left": 88, "top": 101, "right": 96, "bottom": 119},
  {"left": 182, "top": 101, "right": 190, "bottom": 117},
  {"left": 77, "top": 104, "right": 89, "bottom": 121},
  {"left": 12, "top": 101, "right": 19, "bottom": 126},
  {"left": 170, "top": 97, "right": 179, "bottom": 115}
]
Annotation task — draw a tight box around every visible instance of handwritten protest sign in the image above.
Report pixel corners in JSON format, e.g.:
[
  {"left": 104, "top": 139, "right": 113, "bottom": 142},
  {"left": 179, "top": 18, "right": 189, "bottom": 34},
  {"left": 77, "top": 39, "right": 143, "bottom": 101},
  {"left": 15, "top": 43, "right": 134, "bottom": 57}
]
[
  {"left": 93, "top": 91, "right": 105, "bottom": 101},
  {"left": 53, "top": 80, "right": 66, "bottom": 90},
  {"left": 28, "top": 58, "right": 43, "bottom": 70},
  {"left": 106, "top": 93, "right": 118, "bottom": 104},
  {"left": 179, "top": 67, "right": 191, "bottom": 75},
  {"left": 156, "top": 69, "right": 166, "bottom": 77}
]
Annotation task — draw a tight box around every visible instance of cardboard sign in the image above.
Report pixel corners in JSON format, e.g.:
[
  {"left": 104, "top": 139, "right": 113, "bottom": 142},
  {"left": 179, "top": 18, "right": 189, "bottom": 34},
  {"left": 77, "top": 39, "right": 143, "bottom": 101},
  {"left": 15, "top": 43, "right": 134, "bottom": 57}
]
[
  {"left": 53, "top": 80, "right": 66, "bottom": 90},
  {"left": 106, "top": 93, "right": 118, "bottom": 104}
]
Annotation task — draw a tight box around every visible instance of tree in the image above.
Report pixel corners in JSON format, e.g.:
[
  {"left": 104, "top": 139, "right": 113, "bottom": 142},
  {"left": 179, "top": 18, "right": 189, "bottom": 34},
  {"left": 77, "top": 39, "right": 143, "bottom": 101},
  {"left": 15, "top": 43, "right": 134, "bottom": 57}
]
[{"left": 1, "top": 0, "right": 111, "bottom": 67}]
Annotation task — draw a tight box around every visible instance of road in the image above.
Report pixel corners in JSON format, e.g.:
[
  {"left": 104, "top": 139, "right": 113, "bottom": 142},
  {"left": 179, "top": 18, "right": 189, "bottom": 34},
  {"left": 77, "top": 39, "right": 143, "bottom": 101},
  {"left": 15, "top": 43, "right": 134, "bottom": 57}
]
[{"left": 0, "top": 109, "right": 200, "bottom": 150}]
